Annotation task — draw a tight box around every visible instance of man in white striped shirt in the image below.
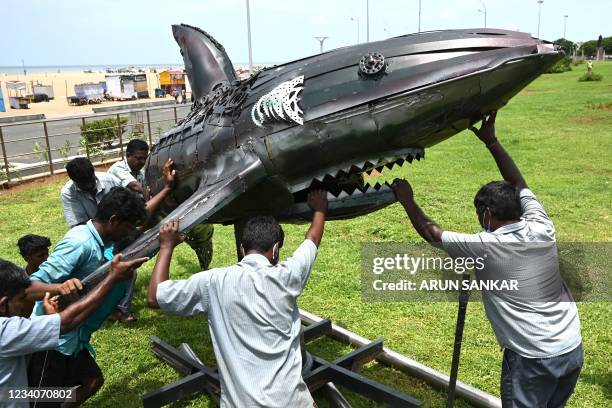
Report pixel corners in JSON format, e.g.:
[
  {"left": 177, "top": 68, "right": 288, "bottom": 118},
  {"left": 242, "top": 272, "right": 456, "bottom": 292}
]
[{"left": 147, "top": 190, "right": 328, "bottom": 407}]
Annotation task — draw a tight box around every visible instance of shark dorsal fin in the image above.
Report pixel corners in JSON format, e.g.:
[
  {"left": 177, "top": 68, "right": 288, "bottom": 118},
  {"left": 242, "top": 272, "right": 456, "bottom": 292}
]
[{"left": 172, "top": 24, "right": 237, "bottom": 100}]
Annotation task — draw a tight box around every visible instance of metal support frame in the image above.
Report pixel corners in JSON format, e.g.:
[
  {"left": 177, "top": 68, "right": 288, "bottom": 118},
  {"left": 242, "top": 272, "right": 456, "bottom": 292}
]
[
  {"left": 0, "top": 126, "right": 11, "bottom": 183},
  {"left": 42, "top": 121, "right": 53, "bottom": 175},
  {"left": 81, "top": 117, "right": 90, "bottom": 161},
  {"left": 143, "top": 319, "right": 421, "bottom": 407},
  {"left": 116, "top": 114, "right": 124, "bottom": 159},
  {"left": 446, "top": 273, "right": 471, "bottom": 407},
  {"left": 146, "top": 109, "right": 153, "bottom": 146},
  {"left": 299, "top": 310, "right": 501, "bottom": 408}
]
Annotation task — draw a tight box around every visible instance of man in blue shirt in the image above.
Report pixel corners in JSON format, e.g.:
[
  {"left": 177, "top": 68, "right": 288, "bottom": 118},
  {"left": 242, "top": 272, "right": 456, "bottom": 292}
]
[
  {"left": 61, "top": 156, "right": 175, "bottom": 323},
  {"left": 0, "top": 255, "right": 147, "bottom": 408},
  {"left": 25, "top": 187, "right": 148, "bottom": 406}
]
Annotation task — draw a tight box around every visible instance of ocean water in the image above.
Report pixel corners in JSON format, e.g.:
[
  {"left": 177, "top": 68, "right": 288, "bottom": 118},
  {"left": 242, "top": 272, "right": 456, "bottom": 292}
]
[
  {"left": 0, "top": 64, "right": 183, "bottom": 74},
  {"left": 0, "top": 62, "right": 280, "bottom": 75}
]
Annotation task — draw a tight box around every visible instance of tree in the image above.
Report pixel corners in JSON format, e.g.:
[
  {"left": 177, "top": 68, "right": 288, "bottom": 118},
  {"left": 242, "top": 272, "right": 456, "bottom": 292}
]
[
  {"left": 554, "top": 38, "right": 575, "bottom": 54},
  {"left": 581, "top": 40, "right": 598, "bottom": 58}
]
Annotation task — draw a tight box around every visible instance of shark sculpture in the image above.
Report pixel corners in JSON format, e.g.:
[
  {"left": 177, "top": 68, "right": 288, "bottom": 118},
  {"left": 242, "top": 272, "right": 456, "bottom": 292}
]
[{"left": 81, "top": 24, "right": 562, "bottom": 287}]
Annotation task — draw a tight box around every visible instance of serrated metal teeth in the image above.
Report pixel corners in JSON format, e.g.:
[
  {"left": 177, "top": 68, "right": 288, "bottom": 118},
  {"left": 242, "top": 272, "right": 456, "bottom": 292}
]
[
  {"left": 356, "top": 184, "right": 369, "bottom": 193},
  {"left": 330, "top": 169, "right": 345, "bottom": 178},
  {"left": 337, "top": 191, "right": 350, "bottom": 199}
]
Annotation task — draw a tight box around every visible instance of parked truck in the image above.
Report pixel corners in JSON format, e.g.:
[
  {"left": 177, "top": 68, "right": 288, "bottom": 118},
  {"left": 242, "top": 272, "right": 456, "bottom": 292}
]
[{"left": 105, "top": 74, "right": 149, "bottom": 100}]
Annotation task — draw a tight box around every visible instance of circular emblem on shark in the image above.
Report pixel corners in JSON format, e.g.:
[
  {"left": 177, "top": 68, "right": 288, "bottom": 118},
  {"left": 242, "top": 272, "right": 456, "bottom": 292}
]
[
  {"left": 252, "top": 76, "right": 304, "bottom": 127},
  {"left": 359, "top": 52, "right": 386, "bottom": 76}
]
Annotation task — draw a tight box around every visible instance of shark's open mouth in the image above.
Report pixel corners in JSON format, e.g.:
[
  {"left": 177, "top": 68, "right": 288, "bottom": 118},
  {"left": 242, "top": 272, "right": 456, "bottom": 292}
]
[{"left": 292, "top": 149, "right": 423, "bottom": 202}]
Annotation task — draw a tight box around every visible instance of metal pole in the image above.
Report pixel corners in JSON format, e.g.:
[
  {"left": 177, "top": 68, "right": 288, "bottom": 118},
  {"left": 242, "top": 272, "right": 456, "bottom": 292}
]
[
  {"left": 81, "top": 117, "right": 90, "bottom": 161},
  {"left": 446, "top": 274, "right": 471, "bottom": 408},
  {"left": 563, "top": 15, "right": 568, "bottom": 38},
  {"left": 0, "top": 126, "right": 11, "bottom": 183},
  {"left": 116, "top": 114, "right": 124, "bottom": 160},
  {"left": 537, "top": 0, "right": 544, "bottom": 38},
  {"left": 314, "top": 37, "right": 329, "bottom": 53},
  {"left": 42, "top": 121, "right": 54, "bottom": 175},
  {"left": 246, "top": 0, "right": 253, "bottom": 74},
  {"left": 418, "top": 0, "right": 422, "bottom": 32},
  {"left": 299, "top": 309, "right": 502, "bottom": 408},
  {"left": 478, "top": 1, "right": 487, "bottom": 29},
  {"left": 366, "top": 0, "right": 370, "bottom": 42},
  {"left": 173, "top": 106, "right": 178, "bottom": 124},
  {"left": 146, "top": 109, "right": 153, "bottom": 146}
]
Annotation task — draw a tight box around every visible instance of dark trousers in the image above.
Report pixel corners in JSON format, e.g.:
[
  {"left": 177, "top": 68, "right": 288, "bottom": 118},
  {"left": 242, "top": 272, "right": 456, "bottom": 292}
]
[
  {"left": 28, "top": 349, "right": 104, "bottom": 407},
  {"left": 501, "top": 343, "right": 583, "bottom": 408}
]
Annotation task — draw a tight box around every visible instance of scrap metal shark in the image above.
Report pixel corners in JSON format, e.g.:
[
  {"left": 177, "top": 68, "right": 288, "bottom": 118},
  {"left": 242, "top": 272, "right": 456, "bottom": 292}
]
[{"left": 82, "top": 24, "right": 562, "bottom": 287}]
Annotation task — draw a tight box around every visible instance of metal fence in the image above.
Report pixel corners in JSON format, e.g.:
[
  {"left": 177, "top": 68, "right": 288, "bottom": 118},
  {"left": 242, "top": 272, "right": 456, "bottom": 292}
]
[{"left": 0, "top": 104, "right": 191, "bottom": 185}]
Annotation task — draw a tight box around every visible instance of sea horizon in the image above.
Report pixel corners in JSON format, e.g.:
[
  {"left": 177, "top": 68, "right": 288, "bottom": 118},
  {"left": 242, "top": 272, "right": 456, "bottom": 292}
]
[{"left": 0, "top": 62, "right": 281, "bottom": 75}]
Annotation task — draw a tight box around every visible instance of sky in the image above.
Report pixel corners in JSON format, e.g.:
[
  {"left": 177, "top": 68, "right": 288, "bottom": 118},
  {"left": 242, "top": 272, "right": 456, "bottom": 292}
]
[{"left": 1, "top": 0, "right": 610, "bottom": 67}]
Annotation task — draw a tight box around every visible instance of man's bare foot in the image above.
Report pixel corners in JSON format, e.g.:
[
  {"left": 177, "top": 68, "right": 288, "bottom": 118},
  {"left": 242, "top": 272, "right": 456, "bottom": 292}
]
[{"left": 108, "top": 310, "right": 137, "bottom": 323}]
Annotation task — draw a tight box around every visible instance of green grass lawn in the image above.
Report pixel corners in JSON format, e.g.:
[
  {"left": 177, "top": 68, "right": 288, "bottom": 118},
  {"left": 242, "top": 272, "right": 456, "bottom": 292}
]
[{"left": 1, "top": 62, "right": 610, "bottom": 407}]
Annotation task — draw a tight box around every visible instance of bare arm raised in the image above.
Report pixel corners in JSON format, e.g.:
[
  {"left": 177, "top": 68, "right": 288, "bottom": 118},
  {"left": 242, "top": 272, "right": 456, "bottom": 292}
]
[
  {"left": 469, "top": 111, "right": 527, "bottom": 190},
  {"left": 305, "top": 190, "right": 328, "bottom": 247}
]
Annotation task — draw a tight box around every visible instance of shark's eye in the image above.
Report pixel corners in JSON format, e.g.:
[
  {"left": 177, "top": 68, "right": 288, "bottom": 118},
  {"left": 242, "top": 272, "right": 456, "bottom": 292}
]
[{"left": 359, "top": 52, "right": 386, "bottom": 76}]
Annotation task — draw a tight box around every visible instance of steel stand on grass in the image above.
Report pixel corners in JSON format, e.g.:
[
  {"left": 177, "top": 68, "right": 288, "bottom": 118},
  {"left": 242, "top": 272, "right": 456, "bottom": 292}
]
[
  {"left": 446, "top": 273, "right": 471, "bottom": 408},
  {"left": 142, "top": 318, "right": 422, "bottom": 407}
]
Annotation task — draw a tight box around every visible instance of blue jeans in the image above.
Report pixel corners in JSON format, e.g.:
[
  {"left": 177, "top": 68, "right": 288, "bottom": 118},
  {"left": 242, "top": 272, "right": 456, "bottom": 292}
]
[{"left": 501, "top": 343, "right": 583, "bottom": 408}]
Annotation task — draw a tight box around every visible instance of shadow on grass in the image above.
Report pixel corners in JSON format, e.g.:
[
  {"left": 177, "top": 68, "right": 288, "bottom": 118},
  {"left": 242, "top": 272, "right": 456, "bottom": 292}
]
[{"left": 579, "top": 373, "right": 612, "bottom": 401}]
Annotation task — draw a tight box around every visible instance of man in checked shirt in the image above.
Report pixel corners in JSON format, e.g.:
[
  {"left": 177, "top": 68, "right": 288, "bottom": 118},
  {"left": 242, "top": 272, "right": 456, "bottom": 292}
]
[{"left": 147, "top": 190, "right": 328, "bottom": 407}]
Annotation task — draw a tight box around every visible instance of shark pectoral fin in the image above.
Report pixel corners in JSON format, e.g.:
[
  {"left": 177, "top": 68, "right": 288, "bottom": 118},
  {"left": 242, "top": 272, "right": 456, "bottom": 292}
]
[{"left": 74, "top": 156, "right": 267, "bottom": 295}]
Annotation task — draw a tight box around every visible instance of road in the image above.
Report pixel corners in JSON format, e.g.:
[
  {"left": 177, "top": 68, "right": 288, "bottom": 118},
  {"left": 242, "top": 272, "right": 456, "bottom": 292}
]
[{"left": 0, "top": 105, "right": 190, "bottom": 179}]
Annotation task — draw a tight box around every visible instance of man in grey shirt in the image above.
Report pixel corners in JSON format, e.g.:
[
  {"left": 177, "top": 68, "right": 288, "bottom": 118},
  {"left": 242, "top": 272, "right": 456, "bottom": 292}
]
[
  {"left": 61, "top": 157, "right": 175, "bottom": 228},
  {"left": 60, "top": 158, "right": 122, "bottom": 229},
  {"left": 146, "top": 190, "right": 328, "bottom": 407},
  {"left": 0, "top": 255, "right": 147, "bottom": 407},
  {"left": 391, "top": 112, "right": 582, "bottom": 407}
]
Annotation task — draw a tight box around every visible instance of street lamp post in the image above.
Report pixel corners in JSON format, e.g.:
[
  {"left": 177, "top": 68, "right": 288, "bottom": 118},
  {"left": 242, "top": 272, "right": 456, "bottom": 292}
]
[
  {"left": 478, "top": 0, "right": 487, "bottom": 28},
  {"left": 314, "top": 36, "right": 329, "bottom": 53},
  {"left": 350, "top": 16, "right": 360, "bottom": 43},
  {"left": 246, "top": 0, "right": 253, "bottom": 73},
  {"left": 563, "top": 14, "right": 568, "bottom": 39},
  {"left": 366, "top": 0, "right": 370, "bottom": 42},
  {"left": 537, "top": 0, "right": 544, "bottom": 38},
  {"left": 418, "top": 0, "right": 422, "bottom": 32}
]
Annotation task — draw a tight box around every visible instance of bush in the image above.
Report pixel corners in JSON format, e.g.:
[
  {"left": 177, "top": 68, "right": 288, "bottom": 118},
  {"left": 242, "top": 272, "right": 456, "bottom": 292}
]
[
  {"left": 571, "top": 58, "right": 585, "bottom": 66},
  {"left": 80, "top": 117, "right": 128, "bottom": 147},
  {"left": 578, "top": 72, "right": 603, "bottom": 82},
  {"left": 546, "top": 55, "right": 572, "bottom": 73}
]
